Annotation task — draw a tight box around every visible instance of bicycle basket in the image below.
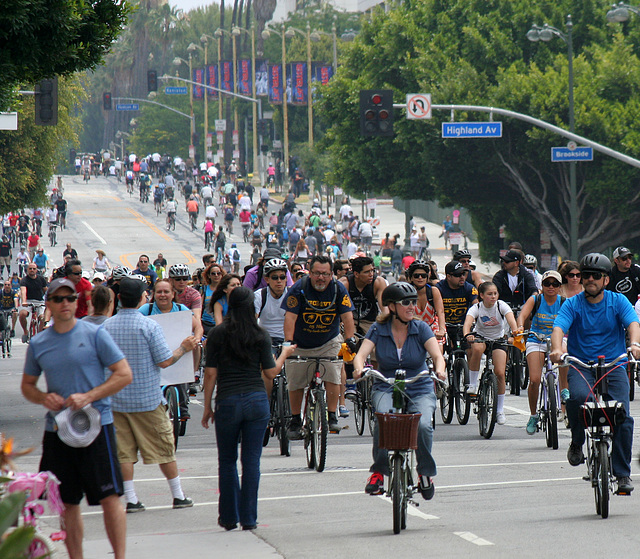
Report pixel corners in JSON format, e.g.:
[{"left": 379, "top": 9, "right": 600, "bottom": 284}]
[
  {"left": 375, "top": 412, "right": 422, "bottom": 450},
  {"left": 579, "top": 400, "right": 626, "bottom": 430}
]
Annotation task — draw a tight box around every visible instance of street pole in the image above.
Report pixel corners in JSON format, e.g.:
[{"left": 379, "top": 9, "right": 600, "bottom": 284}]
[
  {"left": 232, "top": 33, "right": 239, "bottom": 164},
  {"left": 332, "top": 20, "right": 338, "bottom": 74},
  {"left": 307, "top": 23, "right": 313, "bottom": 148},
  {"left": 202, "top": 39, "right": 209, "bottom": 162},
  {"left": 282, "top": 24, "right": 290, "bottom": 183},
  {"left": 251, "top": 26, "right": 260, "bottom": 185},
  {"left": 566, "top": 15, "right": 577, "bottom": 260},
  {"left": 188, "top": 52, "right": 195, "bottom": 160}
]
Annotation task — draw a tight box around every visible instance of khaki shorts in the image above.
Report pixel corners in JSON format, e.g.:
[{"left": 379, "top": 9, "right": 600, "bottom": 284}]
[
  {"left": 113, "top": 405, "right": 176, "bottom": 465},
  {"left": 286, "top": 337, "right": 343, "bottom": 390}
]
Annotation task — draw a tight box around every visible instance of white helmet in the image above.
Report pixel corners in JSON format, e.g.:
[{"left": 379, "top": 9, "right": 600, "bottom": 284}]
[
  {"left": 523, "top": 254, "right": 537, "bottom": 266},
  {"left": 263, "top": 258, "right": 288, "bottom": 275},
  {"left": 111, "top": 266, "right": 131, "bottom": 280},
  {"left": 169, "top": 263, "right": 191, "bottom": 278}
]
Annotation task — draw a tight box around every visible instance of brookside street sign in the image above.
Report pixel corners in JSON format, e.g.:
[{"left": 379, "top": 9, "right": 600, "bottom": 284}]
[
  {"left": 442, "top": 122, "right": 502, "bottom": 138},
  {"left": 551, "top": 146, "right": 593, "bottom": 162},
  {"left": 116, "top": 103, "right": 139, "bottom": 111},
  {"left": 165, "top": 86, "right": 188, "bottom": 95}
]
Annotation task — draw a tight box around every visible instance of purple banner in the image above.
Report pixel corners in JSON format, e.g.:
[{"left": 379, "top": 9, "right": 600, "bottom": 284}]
[
  {"left": 193, "top": 68, "right": 204, "bottom": 99},
  {"left": 290, "top": 62, "right": 307, "bottom": 105},
  {"left": 221, "top": 61, "right": 234, "bottom": 92},
  {"left": 255, "top": 60, "right": 268, "bottom": 97},
  {"left": 237, "top": 59, "right": 251, "bottom": 96},
  {"left": 268, "top": 64, "right": 282, "bottom": 105},
  {"left": 206, "top": 64, "right": 218, "bottom": 99},
  {"left": 313, "top": 63, "right": 334, "bottom": 85}
]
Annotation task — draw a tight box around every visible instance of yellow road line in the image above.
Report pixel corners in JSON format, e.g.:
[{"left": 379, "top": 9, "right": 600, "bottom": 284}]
[
  {"left": 65, "top": 193, "right": 122, "bottom": 201},
  {"left": 125, "top": 208, "right": 173, "bottom": 243},
  {"left": 180, "top": 251, "right": 197, "bottom": 265},
  {"left": 119, "top": 252, "right": 138, "bottom": 268}
]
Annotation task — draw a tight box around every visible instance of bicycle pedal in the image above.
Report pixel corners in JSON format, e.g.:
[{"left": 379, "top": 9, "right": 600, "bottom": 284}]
[
  {"left": 582, "top": 475, "right": 590, "bottom": 482},
  {"left": 616, "top": 488, "right": 633, "bottom": 496}
]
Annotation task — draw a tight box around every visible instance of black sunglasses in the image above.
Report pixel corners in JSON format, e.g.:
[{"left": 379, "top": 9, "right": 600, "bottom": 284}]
[
  {"left": 269, "top": 274, "right": 287, "bottom": 281},
  {"left": 542, "top": 281, "right": 561, "bottom": 288},
  {"left": 412, "top": 273, "right": 428, "bottom": 279},
  {"left": 67, "top": 271, "right": 81, "bottom": 276},
  {"left": 582, "top": 271, "right": 603, "bottom": 280},
  {"left": 566, "top": 272, "right": 581, "bottom": 278},
  {"left": 49, "top": 295, "right": 78, "bottom": 303}
]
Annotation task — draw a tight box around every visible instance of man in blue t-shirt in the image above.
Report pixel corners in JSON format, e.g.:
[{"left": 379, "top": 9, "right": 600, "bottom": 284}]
[
  {"left": 21, "top": 278, "right": 132, "bottom": 559},
  {"left": 551, "top": 253, "right": 640, "bottom": 495},
  {"left": 435, "top": 261, "right": 478, "bottom": 327},
  {"left": 282, "top": 254, "right": 355, "bottom": 434}
]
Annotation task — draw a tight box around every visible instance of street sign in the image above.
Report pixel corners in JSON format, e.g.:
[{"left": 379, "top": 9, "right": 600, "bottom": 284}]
[
  {"left": 442, "top": 122, "right": 502, "bottom": 138},
  {"left": 215, "top": 119, "right": 226, "bottom": 132},
  {"left": 232, "top": 150, "right": 240, "bottom": 159},
  {"left": 232, "top": 130, "right": 239, "bottom": 144},
  {"left": 164, "top": 86, "right": 188, "bottom": 95},
  {"left": 116, "top": 103, "right": 139, "bottom": 111},
  {"left": 216, "top": 132, "right": 224, "bottom": 144},
  {"left": 406, "top": 94, "right": 432, "bottom": 119},
  {"left": 0, "top": 112, "right": 18, "bottom": 130},
  {"left": 206, "top": 133, "right": 212, "bottom": 147},
  {"left": 189, "top": 145, "right": 195, "bottom": 159},
  {"left": 551, "top": 146, "right": 593, "bottom": 162},
  {"left": 273, "top": 140, "right": 282, "bottom": 149}
]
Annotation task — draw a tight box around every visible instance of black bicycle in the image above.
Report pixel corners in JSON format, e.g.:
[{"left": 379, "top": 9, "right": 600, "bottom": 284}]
[
  {"left": 0, "top": 310, "right": 13, "bottom": 358},
  {"left": 264, "top": 368, "right": 292, "bottom": 457},
  {"left": 506, "top": 306, "right": 528, "bottom": 395},
  {"left": 465, "top": 333, "right": 500, "bottom": 439},
  {"left": 442, "top": 324, "right": 468, "bottom": 424}
]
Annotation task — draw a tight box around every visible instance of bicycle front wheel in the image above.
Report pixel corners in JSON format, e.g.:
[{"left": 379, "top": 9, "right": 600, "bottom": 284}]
[
  {"left": 354, "top": 383, "right": 365, "bottom": 436},
  {"left": 165, "top": 387, "right": 180, "bottom": 449},
  {"left": 366, "top": 377, "right": 376, "bottom": 436},
  {"left": 595, "top": 440, "right": 610, "bottom": 518},
  {"left": 277, "top": 379, "right": 291, "bottom": 457},
  {"left": 453, "top": 357, "right": 470, "bottom": 425},
  {"left": 391, "top": 454, "right": 405, "bottom": 535},
  {"left": 312, "top": 391, "right": 328, "bottom": 472},
  {"left": 305, "top": 395, "right": 316, "bottom": 469},
  {"left": 478, "top": 370, "right": 498, "bottom": 439},
  {"left": 439, "top": 369, "right": 454, "bottom": 424},
  {"left": 545, "top": 374, "right": 558, "bottom": 450},
  {"left": 510, "top": 349, "right": 522, "bottom": 396}
]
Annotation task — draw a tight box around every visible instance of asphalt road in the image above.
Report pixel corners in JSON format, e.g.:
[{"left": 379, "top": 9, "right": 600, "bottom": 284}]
[{"left": 3, "top": 175, "right": 640, "bottom": 558}]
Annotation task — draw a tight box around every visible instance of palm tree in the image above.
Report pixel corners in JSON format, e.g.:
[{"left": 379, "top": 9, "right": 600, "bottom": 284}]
[{"left": 254, "top": 0, "right": 276, "bottom": 54}]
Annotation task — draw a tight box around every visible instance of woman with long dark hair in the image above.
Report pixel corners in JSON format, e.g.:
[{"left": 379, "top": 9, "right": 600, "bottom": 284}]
[
  {"left": 201, "top": 287, "right": 296, "bottom": 530},
  {"left": 209, "top": 273, "right": 241, "bottom": 325}
]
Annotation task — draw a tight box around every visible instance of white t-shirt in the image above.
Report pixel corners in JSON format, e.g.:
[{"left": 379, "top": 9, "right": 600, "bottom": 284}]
[
  {"left": 208, "top": 166, "right": 219, "bottom": 178},
  {"left": 255, "top": 288, "right": 287, "bottom": 340},
  {"left": 205, "top": 205, "right": 218, "bottom": 219},
  {"left": 359, "top": 221, "right": 373, "bottom": 237},
  {"left": 201, "top": 186, "right": 213, "bottom": 199},
  {"left": 467, "top": 300, "right": 512, "bottom": 340},
  {"left": 239, "top": 196, "right": 252, "bottom": 211}
]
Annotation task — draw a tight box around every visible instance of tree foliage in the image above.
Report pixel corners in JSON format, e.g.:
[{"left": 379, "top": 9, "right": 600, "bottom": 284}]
[{"left": 318, "top": 0, "right": 640, "bottom": 260}]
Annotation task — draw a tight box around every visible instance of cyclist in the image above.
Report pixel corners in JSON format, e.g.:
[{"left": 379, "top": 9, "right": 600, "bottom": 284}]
[
  {"left": 133, "top": 255, "right": 158, "bottom": 292},
  {"left": 19, "top": 263, "right": 48, "bottom": 341},
  {"left": 550, "top": 253, "right": 640, "bottom": 494},
  {"left": 15, "top": 245, "right": 30, "bottom": 277},
  {"left": 407, "top": 260, "right": 446, "bottom": 352},
  {"left": 607, "top": 246, "right": 640, "bottom": 305},
  {"left": 435, "top": 261, "right": 478, "bottom": 326},
  {"left": 523, "top": 254, "right": 543, "bottom": 291},
  {"left": 492, "top": 249, "right": 538, "bottom": 308},
  {"left": 125, "top": 169, "right": 134, "bottom": 191},
  {"left": 204, "top": 200, "right": 218, "bottom": 225},
  {"left": 453, "top": 249, "right": 482, "bottom": 288},
  {"left": 204, "top": 218, "right": 215, "bottom": 249},
  {"left": 186, "top": 195, "right": 199, "bottom": 230},
  {"left": 516, "top": 270, "right": 566, "bottom": 435},
  {"left": 26, "top": 230, "right": 39, "bottom": 260},
  {"left": 0, "top": 279, "right": 18, "bottom": 338},
  {"left": 223, "top": 204, "right": 235, "bottom": 234},
  {"left": 255, "top": 258, "right": 289, "bottom": 348},
  {"left": 228, "top": 243, "right": 241, "bottom": 274},
  {"left": 0, "top": 235, "right": 11, "bottom": 279},
  {"left": 153, "top": 184, "right": 164, "bottom": 212},
  {"left": 165, "top": 197, "right": 177, "bottom": 230},
  {"left": 239, "top": 207, "right": 252, "bottom": 240},
  {"left": 463, "top": 281, "right": 518, "bottom": 425},
  {"left": 282, "top": 254, "right": 356, "bottom": 435},
  {"left": 353, "top": 282, "right": 446, "bottom": 499},
  {"left": 200, "top": 183, "right": 213, "bottom": 209}
]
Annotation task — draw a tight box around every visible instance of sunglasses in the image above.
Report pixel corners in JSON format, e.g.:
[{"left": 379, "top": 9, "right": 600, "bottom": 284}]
[
  {"left": 582, "top": 271, "right": 603, "bottom": 280},
  {"left": 566, "top": 272, "right": 581, "bottom": 278},
  {"left": 412, "top": 273, "right": 428, "bottom": 279},
  {"left": 48, "top": 295, "right": 78, "bottom": 303},
  {"left": 398, "top": 299, "right": 417, "bottom": 307},
  {"left": 451, "top": 272, "right": 466, "bottom": 277},
  {"left": 210, "top": 271, "right": 222, "bottom": 276},
  {"left": 174, "top": 277, "right": 189, "bottom": 281},
  {"left": 269, "top": 274, "right": 287, "bottom": 280},
  {"left": 619, "top": 255, "right": 632, "bottom": 261},
  {"left": 458, "top": 259, "right": 470, "bottom": 264},
  {"left": 67, "top": 271, "right": 81, "bottom": 276},
  {"left": 542, "top": 281, "right": 561, "bottom": 288}
]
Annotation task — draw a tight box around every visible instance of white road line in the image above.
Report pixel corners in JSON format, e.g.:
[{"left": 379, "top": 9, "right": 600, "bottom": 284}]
[
  {"left": 454, "top": 531, "right": 494, "bottom": 546},
  {"left": 503, "top": 404, "right": 531, "bottom": 416},
  {"left": 439, "top": 476, "right": 583, "bottom": 490},
  {"left": 82, "top": 220, "right": 107, "bottom": 244},
  {"left": 375, "top": 495, "right": 439, "bottom": 520}
]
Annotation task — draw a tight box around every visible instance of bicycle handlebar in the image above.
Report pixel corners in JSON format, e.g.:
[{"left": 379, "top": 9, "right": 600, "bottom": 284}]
[
  {"left": 359, "top": 367, "right": 448, "bottom": 389},
  {"left": 464, "top": 332, "right": 508, "bottom": 344},
  {"left": 560, "top": 352, "right": 633, "bottom": 369},
  {"left": 286, "top": 355, "right": 343, "bottom": 363}
]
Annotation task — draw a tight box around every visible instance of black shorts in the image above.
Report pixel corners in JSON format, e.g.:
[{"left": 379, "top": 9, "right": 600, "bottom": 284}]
[{"left": 40, "top": 423, "right": 123, "bottom": 506}]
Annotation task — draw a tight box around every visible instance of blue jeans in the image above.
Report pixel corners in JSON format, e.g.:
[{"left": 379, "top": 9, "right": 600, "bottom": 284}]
[
  {"left": 214, "top": 391, "right": 270, "bottom": 527},
  {"left": 370, "top": 388, "right": 437, "bottom": 477},
  {"left": 566, "top": 366, "right": 633, "bottom": 477}
]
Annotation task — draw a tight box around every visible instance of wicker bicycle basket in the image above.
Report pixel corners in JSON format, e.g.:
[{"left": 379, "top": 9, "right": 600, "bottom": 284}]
[{"left": 375, "top": 412, "right": 422, "bottom": 450}]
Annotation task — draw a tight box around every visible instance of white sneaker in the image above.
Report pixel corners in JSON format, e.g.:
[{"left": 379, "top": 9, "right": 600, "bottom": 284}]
[{"left": 496, "top": 412, "right": 506, "bottom": 425}]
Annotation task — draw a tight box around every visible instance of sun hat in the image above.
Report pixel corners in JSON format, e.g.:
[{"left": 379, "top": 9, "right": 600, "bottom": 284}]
[{"left": 54, "top": 405, "right": 101, "bottom": 448}]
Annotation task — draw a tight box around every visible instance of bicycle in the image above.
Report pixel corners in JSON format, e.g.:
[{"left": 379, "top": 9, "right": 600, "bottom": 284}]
[
  {"left": 242, "top": 224, "right": 250, "bottom": 243},
  {"left": 562, "top": 352, "right": 633, "bottom": 518},
  {"left": 352, "top": 372, "right": 376, "bottom": 436},
  {"left": 48, "top": 224, "right": 57, "bottom": 247},
  {"left": 155, "top": 197, "right": 163, "bottom": 215},
  {"left": 189, "top": 212, "right": 197, "bottom": 232},
  {"left": 264, "top": 346, "right": 292, "bottom": 456},
  {"left": 204, "top": 230, "right": 212, "bottom": 252},
  {"left": 506, "top": 306, "right": 527, "bottom": 395},
  {"left": 444, "top": 323, "right": 470, "bottom": 425},
  {"left": 162, "top": 384, "right": 182, "bottom": 449},
  {"left": 25, "top": 302, "right": 45, "bottom": 343},
  {"left": 1, "top": 310, "right": 13, "bottom": 358},
  {"left": 166, "top": 212, "right": 176, "bottom": 232},
  {"left": 285, "top": 355, "right": 343, "bottom": 472},
  {"left": 526, "top": 331, "right": 561, "bottom": 449},
  {"left": 465, "top": 333, "right": 500, "bottom": 439},
  {"left": 4, "top": 470, "right": 66, "bottom": 558},
  {"left": 360, "top": 367, "right": 445, "bottom": 535}
]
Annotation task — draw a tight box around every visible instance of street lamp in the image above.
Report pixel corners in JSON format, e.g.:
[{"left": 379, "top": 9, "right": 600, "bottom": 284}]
[
  {"left": 201, "top": 34, "right": 224, "bottom": 163},
  {"left": 173, "top": 53, "right": 196, "bottom": 159},
  {"left": 286, "top": 24, "right": 314, "bottom": 147},
  {"left": 310, "top": 20, "right": 338, "bottom": 74},
  {"left": 232, "top": 25, "right": 261, "bottom": 185},
  {"left": 527, "top": 15, "right": 578, "bottom": 260},
  {"left": 606, "top": 2, "right": 640, "bottom": 22},
  {"left": 262, "top": 24, "right": 290, "bottom": 180},
  {"left": 215, "top": 27, "right": 240, "bottom": 162}
]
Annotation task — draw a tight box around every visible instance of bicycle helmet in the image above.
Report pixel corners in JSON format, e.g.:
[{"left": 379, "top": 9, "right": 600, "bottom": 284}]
[
  {"left": 382, "top": 282, "right": 418, "bottom": 306},
  {"left": 407, "top": 260, "right": 430, "bottom": 277},
  {"left": 169, "top": 263, "right": 191, "bottom": 278},
  {"left": 130, "top": 274, "right": 147, "bottom": 283},
  {"left": 580, "top": 253, "right": 612, "bottom": 274},
  {"left": 111, "top": 266, "right": 131, "bottom": 280},
  {"left": 523, "top": 254, "right": 537, "bottom": 266},
  {"left": 453, "top": 249, "right": 472, "bottom": 261},
  {"left": 263, "top": 258, "right": 288, "bottom": 275}
]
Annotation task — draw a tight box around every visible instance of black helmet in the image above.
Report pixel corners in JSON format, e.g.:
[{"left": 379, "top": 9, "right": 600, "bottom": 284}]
[
  {"left": 580, "top": 253, "right": 612, "bottom": 274},
  {"left": 382, "top": 282, "right": 417, "bottom": 306},
  {"left": 453, "top": 249, "right": 472, "bottom": 260},
  {"left": 407, "top": 260, "right": 430, "bottom": 277}
]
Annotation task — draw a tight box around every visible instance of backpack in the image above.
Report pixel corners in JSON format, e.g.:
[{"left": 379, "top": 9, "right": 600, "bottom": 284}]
[
  {"left": 215, "top": 231, "right": 226, "bottom": 248},
  {"left": 225, "top": 208, "right": 234, "bottom": 221},
  {"left": 529, "top": 294, "right": 566, "bottom": 322},
  {"left": 232, "top": 248, "right": 240, "bottom": 261}
]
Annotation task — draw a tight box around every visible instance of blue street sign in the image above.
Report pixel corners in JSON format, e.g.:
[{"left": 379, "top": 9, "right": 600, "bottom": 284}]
[
  {"left": 165, "top": 86, "right": 188, "bottom": 95},
  {"left": 115, "top": 103, "right": 139, "bottom": 111},
  {"left": 442, "top": 122, "right": 502, "bottom": 138},
  {"left": 551, "top": 147, "right": 593, "bottom": 162}
]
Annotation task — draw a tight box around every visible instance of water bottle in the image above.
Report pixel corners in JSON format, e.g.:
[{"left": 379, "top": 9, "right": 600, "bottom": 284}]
[{"left": 392, "top": 369, "right": 406, "bottom": 411}]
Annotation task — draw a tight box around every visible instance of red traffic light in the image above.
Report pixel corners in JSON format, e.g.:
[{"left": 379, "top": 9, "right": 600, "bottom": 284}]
[
  {"left": 365, "top": 109, "right": 376, "bottom": 121},
  {"left": 371, "top": 94, "right": 383, "bottom": 105},
  {"left": 378, "top": 109, "right": 389, "bottom": 120}
]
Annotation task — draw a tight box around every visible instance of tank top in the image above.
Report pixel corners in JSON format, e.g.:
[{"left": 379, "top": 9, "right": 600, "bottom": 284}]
[
  {"left": 414, "top": 287, "right": 437, "bottom": 329},
  {"left": 347, "top": 274, "right": 378, "bottom": 323}
]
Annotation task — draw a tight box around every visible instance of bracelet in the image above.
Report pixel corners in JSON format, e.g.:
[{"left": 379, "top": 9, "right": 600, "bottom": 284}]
[{"left": 631, "top": 342, "right": 640, "bottom": 349}]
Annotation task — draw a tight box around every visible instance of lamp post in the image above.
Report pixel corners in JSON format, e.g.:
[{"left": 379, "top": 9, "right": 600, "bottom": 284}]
[
  {"left": 286, "top": 24, "right": 314, "bottom": 148},
  {"left": 173, "top": 53, "right": 196, "bottom": 159},
  {"left": 527, "top": 15, "right": 577, "bottom": 260},
  {"left": 310, "top": 20, "right": 338, "bottom": 75},
  {"left": 201, "top": 34, "right": 221, "bottom": 163},
  {"left": 215, "top": 27, "right": 240, "bottom": 166},
  {"left": 232, "top": 25, "right": 260, "bottom": 184},
  {"left": 262, "top": 24, "right": 290, "bottom": 180},
  {"left": 606, "top": 2, "right": 640, "bottom": 21}
]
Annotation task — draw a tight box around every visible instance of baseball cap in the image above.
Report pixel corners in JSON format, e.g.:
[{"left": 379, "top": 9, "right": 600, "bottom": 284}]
[
  {"left": 541, "top": 270, "right": 562, "bottom": 284},
  {"left": 500, "top": 250, "right": 522, "bottom": 263},
  {"left": 613, "top": 246, "right": 631, "bottom": 259},
  {"left": 119, "top": 277, "right": 148, "bottom": 300},
  {"left": 445, "top": 261, "right": 467, "bottom": 276},
  {"left": 92, "top": 272, "right": 105, "bottom": 282},
  {"left": 46, "top": 278, "right": 76, "bottom": 300}
]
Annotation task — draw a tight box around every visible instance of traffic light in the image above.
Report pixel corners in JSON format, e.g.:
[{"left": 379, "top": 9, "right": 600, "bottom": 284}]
[
  {"left": 359, "top": 89, "right": 394, "bottom": 137},
  {"left": 147, "top": 70, "right": 158, "bottom": 92},
  {"left": 69, "top": 149, "right": 76, "bottom": 165},
  {"left": 103, "top": 92, "right": 112, "bottom": 110},
  {"left": 247, "top": 115, "right": 253, "bottom": 131},
  {"left": 34, "top": 77, "right": 58, "bottom": 126},
  {"left": 257, "top": 119, "right": 269, "bottom": 136}
]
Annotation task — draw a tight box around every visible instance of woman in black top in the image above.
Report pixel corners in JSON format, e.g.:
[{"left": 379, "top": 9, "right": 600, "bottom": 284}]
[{"left": 201, "top": 287, "right": 296, "bottom": 530}]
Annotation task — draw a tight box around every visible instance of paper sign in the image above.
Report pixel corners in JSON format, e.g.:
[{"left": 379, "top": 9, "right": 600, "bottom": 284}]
[{"left": 148, "top": 310, "right": 195, "bottom": 385}]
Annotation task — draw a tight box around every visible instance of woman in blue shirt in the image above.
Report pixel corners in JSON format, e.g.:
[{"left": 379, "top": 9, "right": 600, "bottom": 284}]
[
  {"left": 200, "top": 263, "right": 223, "bottom": 334},
  {"left": 353, "top": 282, "right": 446, "bottom": 500}
]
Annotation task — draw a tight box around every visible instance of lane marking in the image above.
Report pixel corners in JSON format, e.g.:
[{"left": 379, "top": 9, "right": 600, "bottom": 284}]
[
  {"left": 454, "top": 531, "right": 494, "bottom": 546},
  {"left": 439, "top": 476, "right": 583, "bottom": 490},
  {"left": 503, "top": 405, "right": 530, "bottom": 416},
  {"left": 66, "top": 193, "right": 122, "bottom": 201},
  {"left": 376, "top": 495, "right": 439, "bottom": 520},
  {"left": 126, "top": 207, "right": 173, "bottom": 243},
  {"left": 181, "top": 250, "right": 197, "bottom": 264},
  {"left": 119, "top": 252, "right": 138, "bottom": 268},
  {"left": 82, "top": 221, "right": 107, "bottom": 245}
]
